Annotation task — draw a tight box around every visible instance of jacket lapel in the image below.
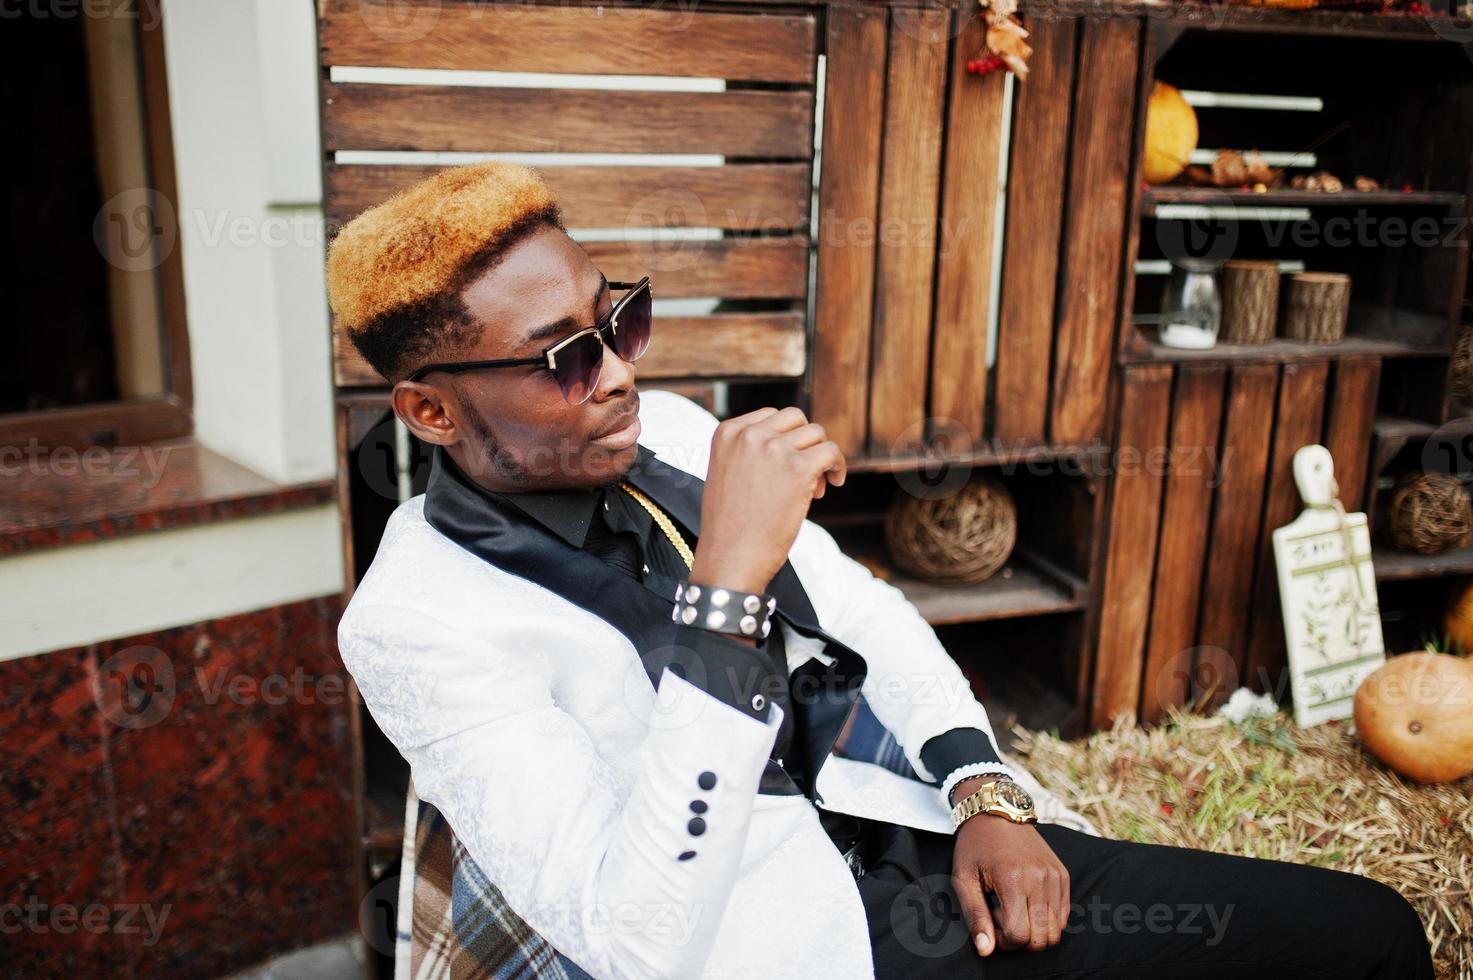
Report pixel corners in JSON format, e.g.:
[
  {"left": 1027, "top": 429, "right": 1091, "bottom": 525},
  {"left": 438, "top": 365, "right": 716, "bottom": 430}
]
[{"left": 425, "top": 443, "right": 868, "bottom": 799}]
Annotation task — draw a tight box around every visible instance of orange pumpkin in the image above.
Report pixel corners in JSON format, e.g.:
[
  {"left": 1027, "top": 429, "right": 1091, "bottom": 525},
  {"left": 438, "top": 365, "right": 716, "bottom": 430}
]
[
  {"left": 1353, "top": 652, "right": 1473, "bottom": 783},
  {"left": 1143, "top": 82, "right": 1199, "bottom": 185}
]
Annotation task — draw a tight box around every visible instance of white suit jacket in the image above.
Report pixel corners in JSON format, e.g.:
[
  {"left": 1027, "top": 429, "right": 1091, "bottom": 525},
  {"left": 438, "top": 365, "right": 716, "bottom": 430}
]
[{"left": 339, "top": 390, "right": 1095, "bottom": 980}]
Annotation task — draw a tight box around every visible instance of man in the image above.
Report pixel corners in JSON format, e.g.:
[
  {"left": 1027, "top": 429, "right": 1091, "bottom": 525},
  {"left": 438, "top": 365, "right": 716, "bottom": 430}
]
[{"left": 329, "top": 162, "right": 1433, "bottom": 979}]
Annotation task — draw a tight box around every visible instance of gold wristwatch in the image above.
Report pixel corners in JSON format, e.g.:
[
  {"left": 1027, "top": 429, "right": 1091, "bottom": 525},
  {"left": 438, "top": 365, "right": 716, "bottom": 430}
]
[{"left": 951, "top": 777, "right": 1038, "bottom": 830}]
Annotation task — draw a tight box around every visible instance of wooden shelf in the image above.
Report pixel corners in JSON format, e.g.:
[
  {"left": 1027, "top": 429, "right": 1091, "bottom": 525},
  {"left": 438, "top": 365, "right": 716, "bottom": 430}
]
[
  {"left": 844, "top": 442, "right": 1094, "bottom": 475},
  {"left": 1142, "top": 187, "right": 1467, "bottom": 216},
  {"left": 1373, "top": 544, "right": 1473, "bottom": 582},
  {"left": 833, "top": 530, "right": 1089, "bottom": 626},
  {"left": 1137, "top": 1, "right": 1472, "bottom": 40},
  {"left": 1373, "top": 413, "right": 1473, "bottom": 444},
  {"left": 1124, "top": 333, "right": 1441, "bottom": 366}
]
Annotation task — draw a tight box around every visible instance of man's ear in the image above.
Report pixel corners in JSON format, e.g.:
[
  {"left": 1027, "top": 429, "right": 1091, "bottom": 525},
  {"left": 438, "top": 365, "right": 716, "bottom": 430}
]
[{"left": 392, "top": 380, "right": 460, "bottom": 446}]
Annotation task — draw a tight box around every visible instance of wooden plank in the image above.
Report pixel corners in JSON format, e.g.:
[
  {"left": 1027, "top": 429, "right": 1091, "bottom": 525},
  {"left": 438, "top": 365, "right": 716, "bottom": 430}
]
[
  {"left": 1113, "top": 19, "right": 1156, "bottom": 363},
  {"left": 322, "top": 83, "right": 813, "bottom": 157},
  {"left": 1242, "top": 361, "right": 1330, "bottom": 698},
  {"left": 1091, "top": 364, "right": 1173, "bottom": 728},
  {"left": 334, "top": 312, "right": 806, "bottom": 387},
  {"left": 930, "top": 8, "right": 1007, "bottom": 445},
  {"left": 581, "top": 238, "right": 809, "bottom": 300},
  {"left": 1373, "top": 543, "right": 1473, "bottom": 582},
  {"left": 1322, "top": 357, "right": 1382, "bottom": 513},
  {"left": 1139, "top": 366, "right": 1226, "bottom": 723},
  {"left": 324, "top": 163, "right": 813, "bottom": 231},
  {"left": 1049, "top": 18, "right": 1140, "bottom": 445},
  {"left": 645, "top": 381, "right": 719, "bottom": 416},
  {"left": 867, "top": 8, "right": 949, "bottom": 455},
  {"left": 1194, "top": 364, "right": 1279, "bottom": 710},
  {"left": 321, "top": 1, "right": 817, "bottom": 84},
  {"left": 993, "top": 15, "right": 1076, "bottom": 445},
  {"left": 809, "top": 4, "right": 887, "bottom": 455}
]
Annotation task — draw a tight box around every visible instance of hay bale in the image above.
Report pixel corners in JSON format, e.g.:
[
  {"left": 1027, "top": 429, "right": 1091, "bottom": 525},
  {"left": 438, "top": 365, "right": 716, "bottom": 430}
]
[{"left": 1014, "top": 710, "right": 1473, "bottom": 979}]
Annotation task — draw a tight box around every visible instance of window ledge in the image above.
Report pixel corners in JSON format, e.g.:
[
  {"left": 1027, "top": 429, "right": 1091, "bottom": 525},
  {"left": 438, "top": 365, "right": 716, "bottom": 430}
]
[{"left": 0, "top": 439, "right": 336, "bottom": 557}]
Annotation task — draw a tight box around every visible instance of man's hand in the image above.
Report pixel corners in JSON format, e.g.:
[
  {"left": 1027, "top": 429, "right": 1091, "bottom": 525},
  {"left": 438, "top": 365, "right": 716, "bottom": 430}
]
[
  {"left": 689, "top": 407, "right": 846, "bottom": 596},
  {"left": 951, "top": 780, "right": 1070, "bottom": 957}
]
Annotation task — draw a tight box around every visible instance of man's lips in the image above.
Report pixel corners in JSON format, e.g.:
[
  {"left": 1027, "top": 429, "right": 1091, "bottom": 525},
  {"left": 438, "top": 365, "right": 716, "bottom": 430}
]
[
  {"left": 589, "top": 409, "right": 642, "bottom": 448},
  {"left": 590, "top": 405, "right": 642, "bottom": 448}
]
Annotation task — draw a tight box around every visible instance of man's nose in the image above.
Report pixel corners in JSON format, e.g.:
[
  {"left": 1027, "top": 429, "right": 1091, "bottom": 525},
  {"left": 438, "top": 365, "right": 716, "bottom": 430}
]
[{"left": 594, "top": 335, "right": 636, "bottom": 397}]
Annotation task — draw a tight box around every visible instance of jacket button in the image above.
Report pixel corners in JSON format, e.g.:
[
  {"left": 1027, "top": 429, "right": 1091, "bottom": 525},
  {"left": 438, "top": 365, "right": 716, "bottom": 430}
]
[
  {"left": 690, "top": 800, "right": 708, "bottom": 814},
  {"left": 687, "top": 817, "right": 707, "bottom": 836},
  {"left": 678, "top": 850, "right": 696, "bottom": 861},
  {"left": 698, "top": 771, "right": 717, "bottom": 790},
  {"left": 750, "top": 694, "right": 766, "bottom": 712}
]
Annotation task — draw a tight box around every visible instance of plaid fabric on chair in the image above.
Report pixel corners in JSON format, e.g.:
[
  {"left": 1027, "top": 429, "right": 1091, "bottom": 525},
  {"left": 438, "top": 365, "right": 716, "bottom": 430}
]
[{"left": 393, "top": 698, "right": 1093, "bottom": 978}]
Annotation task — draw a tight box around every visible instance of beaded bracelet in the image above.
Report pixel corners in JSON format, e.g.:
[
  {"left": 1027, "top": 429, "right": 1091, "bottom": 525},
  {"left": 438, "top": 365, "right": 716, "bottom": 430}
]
[{"left": 671, "top": 582, "right": 777, "bottom": 640}]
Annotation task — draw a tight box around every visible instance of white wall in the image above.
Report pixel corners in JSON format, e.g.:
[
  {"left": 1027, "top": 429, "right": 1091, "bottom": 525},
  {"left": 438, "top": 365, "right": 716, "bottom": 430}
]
[
  {"left": 164, "top": 0, "right": 336, "bottom": 485},
  {"left": 0, "top": 0, "right": 343, "bottom": 663}
]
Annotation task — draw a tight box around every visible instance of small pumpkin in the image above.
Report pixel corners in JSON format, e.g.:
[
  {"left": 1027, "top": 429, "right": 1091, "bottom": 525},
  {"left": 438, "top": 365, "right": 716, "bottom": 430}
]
[
  {"left": 1353, "top": 650, "right": 1473, "bottom": 783},
  {"left": 1444, "top": 580, "right": 1473, "bottom": 655},
  {"left": 1143, "top": 82, "right": 1199, "bottom": 186}
]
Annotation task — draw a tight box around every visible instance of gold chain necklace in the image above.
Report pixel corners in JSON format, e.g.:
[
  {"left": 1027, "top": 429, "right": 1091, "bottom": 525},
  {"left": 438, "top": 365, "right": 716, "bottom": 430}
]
[{"left": 617, "top": 481, "right": 694, "bottom": 570}]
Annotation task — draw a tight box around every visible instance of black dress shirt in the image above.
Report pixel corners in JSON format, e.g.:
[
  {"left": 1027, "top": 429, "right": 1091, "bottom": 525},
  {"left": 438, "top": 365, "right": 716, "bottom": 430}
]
[{"left": 485, "top": 480, "right": 807, "bottom": 791}]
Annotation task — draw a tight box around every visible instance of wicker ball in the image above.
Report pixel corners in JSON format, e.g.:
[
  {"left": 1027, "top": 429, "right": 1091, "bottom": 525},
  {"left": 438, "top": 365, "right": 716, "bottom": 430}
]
[
  {"left": 884, "top": 476, "right": 1018, "bottom": 584},
  {"left": 1387, "top": 472, "right": 1473, "bottom": 555},
  {"left": 1452, "top": 325, "right": 1473, "bottom": 402}
]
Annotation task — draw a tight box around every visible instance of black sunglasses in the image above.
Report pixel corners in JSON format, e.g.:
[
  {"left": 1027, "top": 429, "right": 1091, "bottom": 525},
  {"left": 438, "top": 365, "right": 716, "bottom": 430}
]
[{"left": 405, "top": 277, "right": 652, "bottom": 404}]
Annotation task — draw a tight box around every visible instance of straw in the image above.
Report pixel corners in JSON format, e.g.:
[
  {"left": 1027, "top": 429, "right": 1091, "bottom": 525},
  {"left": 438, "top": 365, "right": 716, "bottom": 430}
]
[{"left": 1014, "top": 710, "right": 1473, "bottom": 979}]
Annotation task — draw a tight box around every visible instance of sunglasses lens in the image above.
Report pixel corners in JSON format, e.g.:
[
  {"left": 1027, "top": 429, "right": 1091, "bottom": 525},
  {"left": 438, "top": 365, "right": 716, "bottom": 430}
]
[
  {"left": 611, "top": 285, "right": 652, "bottom": 363},
  {"left": 553, "top": 331, "right": 604, "bottom": 404}
]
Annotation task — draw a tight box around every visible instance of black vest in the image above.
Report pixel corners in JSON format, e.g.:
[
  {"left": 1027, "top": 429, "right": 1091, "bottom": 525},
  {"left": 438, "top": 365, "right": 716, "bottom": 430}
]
[{"left": 422, "top": 444, "right": 870, "bottom": 801}]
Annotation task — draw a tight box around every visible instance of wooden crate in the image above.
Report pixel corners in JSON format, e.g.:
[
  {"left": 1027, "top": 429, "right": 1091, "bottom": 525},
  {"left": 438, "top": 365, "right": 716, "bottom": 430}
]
[
  {"left": 810, "top": 9, "right": 1145, "bottom": 459},
  {"left": 320, "top": 0, "right": 819, "bottom": 390}
]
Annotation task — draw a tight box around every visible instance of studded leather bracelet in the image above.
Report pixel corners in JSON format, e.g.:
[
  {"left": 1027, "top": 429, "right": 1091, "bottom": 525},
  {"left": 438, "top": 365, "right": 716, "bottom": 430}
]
[{"left": 671, "top": 582, "right": 777, "bottom": 641}]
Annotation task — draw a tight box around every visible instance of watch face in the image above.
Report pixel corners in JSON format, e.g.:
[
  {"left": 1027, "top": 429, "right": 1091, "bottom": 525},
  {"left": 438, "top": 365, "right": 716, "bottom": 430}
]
[{"left": 996, "top": 780, "right": 1034, "bottom": 811}]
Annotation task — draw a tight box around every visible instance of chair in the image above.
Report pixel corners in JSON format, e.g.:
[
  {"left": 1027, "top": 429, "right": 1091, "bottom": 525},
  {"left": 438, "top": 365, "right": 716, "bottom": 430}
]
[{"left": 393, "top": 697, "right": 1096, "bottom": 977}]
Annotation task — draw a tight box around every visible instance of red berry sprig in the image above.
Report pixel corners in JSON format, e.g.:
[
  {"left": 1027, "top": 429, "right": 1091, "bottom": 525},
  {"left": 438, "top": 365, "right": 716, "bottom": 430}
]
[{"left": 966, "top": 53, "right": 1005, "bottom": 76}]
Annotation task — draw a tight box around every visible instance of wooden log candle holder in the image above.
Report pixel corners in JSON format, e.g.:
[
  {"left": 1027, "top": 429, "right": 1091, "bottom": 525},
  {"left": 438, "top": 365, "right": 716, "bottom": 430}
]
[
  {"left": 1220, "top": 260, "right": 1280, "bottom": 344},
  {"left": 1282, "top": 272, "right": 1351, "bottom": 344}
]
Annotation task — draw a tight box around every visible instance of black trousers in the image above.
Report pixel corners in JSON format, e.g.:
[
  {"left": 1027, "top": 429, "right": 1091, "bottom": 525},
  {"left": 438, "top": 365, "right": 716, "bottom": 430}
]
[{"left": 858, "top": 820, "right": 1435, "bottom": 979}]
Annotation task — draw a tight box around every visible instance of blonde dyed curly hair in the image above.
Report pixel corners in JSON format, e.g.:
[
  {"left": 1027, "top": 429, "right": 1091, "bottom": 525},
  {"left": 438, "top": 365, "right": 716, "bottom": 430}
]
[{"left": 325, "top": 162, "right": 564, "bottom": 381}]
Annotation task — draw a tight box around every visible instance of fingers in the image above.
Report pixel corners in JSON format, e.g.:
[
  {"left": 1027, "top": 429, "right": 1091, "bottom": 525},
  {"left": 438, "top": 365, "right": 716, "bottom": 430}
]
[
  {"left": 950, "top": 867, "right": 996, "bottom": 958},
  {"left": 802, "top": 440, "right": 847, "bottom": 488},
  {"left": 1027, "top": 893, "right": 1053, "bottom": 952},
  {"left": 994, "top": 875, "right": 1033, "bottom": 953},
  {"left": 1055, "top": 865, "right": 1071, "bottom": 938},
  {"left": 778, "top": 421, "right": 829, "bottom": 451},
  {"left": 760, "top": 405, "right": 810, "bottom": 434}
]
